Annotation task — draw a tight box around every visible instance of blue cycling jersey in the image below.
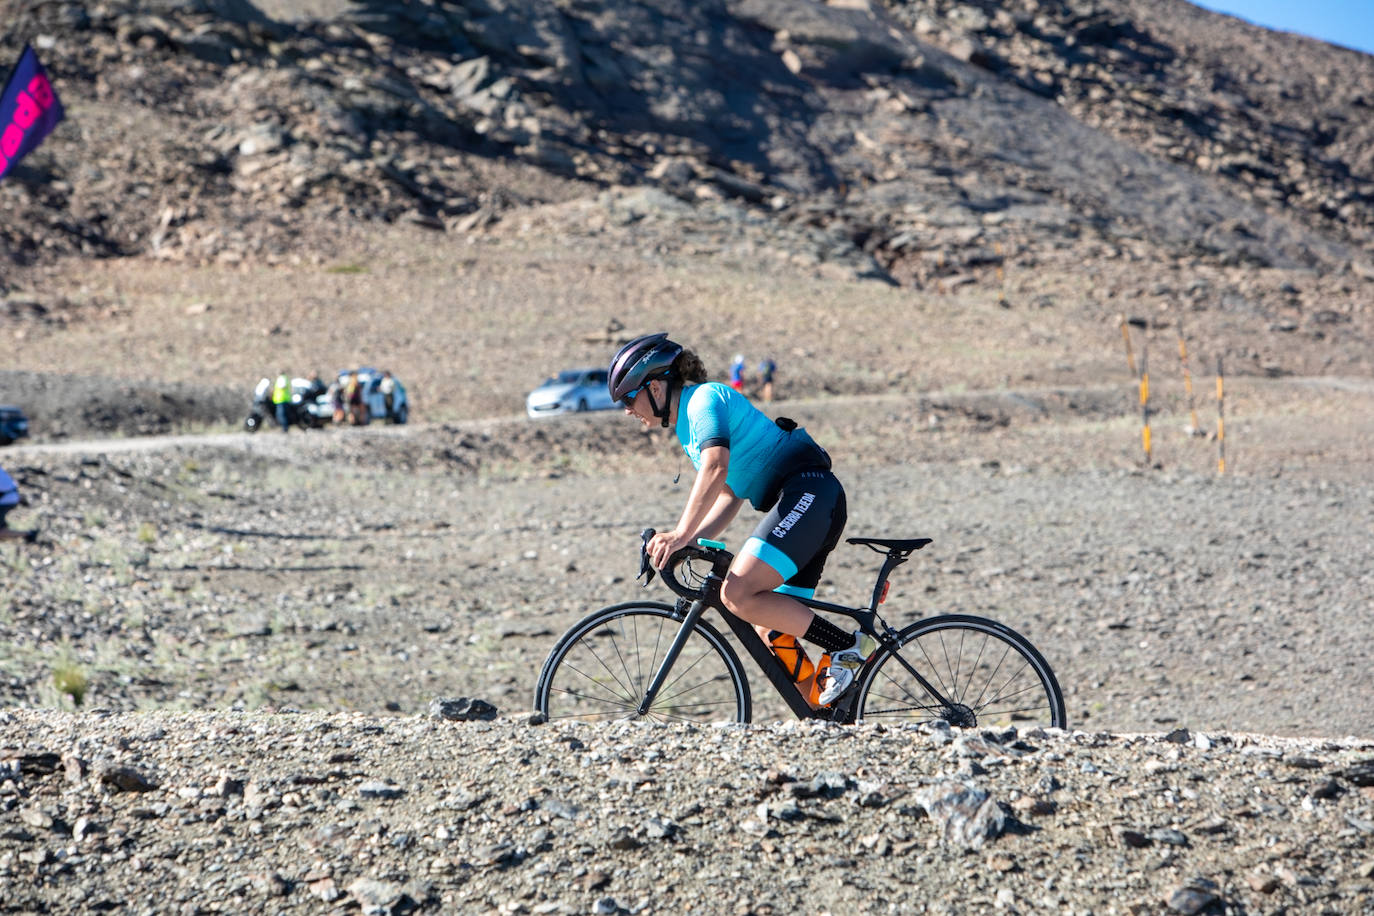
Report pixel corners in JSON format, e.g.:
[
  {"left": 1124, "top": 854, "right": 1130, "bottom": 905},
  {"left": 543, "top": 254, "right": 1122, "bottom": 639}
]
[
  {"left": 0, "top": 467, "right": 18, "bottom": 508},
  {"left": 675, "top": 382, "right": 829, "bottom": 510}
]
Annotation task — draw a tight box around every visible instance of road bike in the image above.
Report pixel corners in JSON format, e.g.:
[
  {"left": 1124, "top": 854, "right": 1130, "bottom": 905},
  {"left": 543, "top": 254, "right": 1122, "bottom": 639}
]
[{"left": 533, "top": 530, "right": 1066, "bottom": 728}]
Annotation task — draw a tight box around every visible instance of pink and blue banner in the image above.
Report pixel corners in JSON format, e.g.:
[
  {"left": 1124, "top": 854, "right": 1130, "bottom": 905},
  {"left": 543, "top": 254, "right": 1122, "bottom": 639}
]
[{"left": 0, "top": 44, "right": 65, "bottom": 182}]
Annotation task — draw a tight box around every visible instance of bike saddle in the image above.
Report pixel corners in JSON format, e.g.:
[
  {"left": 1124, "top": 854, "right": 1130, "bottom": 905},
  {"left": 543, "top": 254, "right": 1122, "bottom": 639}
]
[{"left": 846, "top": 536, "right": 932, "bottom": 555}]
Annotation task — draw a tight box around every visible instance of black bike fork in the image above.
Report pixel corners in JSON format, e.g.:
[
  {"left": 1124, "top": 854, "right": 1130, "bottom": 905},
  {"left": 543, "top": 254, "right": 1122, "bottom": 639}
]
[{"left": 635, "top": 597, "right": 711, "bottom": 716}]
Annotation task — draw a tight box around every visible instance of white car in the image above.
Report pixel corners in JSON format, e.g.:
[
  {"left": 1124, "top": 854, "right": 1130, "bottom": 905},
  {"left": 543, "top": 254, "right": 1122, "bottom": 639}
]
[{"left": 525, "top": 368, "right": 615, "bottom": 418}]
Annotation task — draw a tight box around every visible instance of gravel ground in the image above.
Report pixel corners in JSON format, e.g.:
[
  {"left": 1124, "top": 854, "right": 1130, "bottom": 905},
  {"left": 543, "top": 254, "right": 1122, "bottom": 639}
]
[{"left": 2, "top": 709, "right": 1373, "bottom": 915}]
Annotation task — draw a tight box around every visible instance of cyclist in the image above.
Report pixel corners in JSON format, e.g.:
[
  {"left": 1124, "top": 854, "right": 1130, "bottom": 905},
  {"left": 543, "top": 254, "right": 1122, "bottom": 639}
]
[{"left": 609, "top": 332, "right": 874, "bottom": 705}]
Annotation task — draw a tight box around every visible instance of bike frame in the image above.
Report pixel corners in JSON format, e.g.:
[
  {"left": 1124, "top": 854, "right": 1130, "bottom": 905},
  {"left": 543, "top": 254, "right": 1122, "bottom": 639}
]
[{"left": 635, "top": 542, "right": 958, "bottom": 722}]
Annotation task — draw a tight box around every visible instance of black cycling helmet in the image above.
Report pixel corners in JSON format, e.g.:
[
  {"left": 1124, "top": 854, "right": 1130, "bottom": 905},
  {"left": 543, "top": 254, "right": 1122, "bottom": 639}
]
[{"left": 608, "top": 332, "right": 682, "bottom": 427}]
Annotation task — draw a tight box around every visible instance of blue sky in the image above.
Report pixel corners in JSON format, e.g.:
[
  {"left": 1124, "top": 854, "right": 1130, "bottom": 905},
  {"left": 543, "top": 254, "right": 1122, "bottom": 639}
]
[{"left": 1194, "top": 1, "right": 1374, "bottom": 55}]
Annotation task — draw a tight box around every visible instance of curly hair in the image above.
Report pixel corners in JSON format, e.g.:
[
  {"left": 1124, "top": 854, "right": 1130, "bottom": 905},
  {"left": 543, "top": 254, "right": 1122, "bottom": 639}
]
[{"left": 673, "top": 349, "right": 708, "bottom": 385}]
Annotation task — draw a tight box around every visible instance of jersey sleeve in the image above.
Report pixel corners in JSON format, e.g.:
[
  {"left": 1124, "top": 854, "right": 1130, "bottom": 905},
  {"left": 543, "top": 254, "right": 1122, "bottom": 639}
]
[{"left": 686, "top": 384, "right": 731, "bottom": 451}]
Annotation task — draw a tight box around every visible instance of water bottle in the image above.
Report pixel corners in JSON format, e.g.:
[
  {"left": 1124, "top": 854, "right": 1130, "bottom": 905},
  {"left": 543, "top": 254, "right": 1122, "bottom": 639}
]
[{"left": 768, "top": 630, "right": 828, "bottom": 705}]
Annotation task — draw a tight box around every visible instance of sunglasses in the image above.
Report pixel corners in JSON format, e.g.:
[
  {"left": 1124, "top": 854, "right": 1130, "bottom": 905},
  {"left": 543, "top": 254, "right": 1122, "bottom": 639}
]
[{"left": 620, "top": 387, "right": 642, "bottom": 409}]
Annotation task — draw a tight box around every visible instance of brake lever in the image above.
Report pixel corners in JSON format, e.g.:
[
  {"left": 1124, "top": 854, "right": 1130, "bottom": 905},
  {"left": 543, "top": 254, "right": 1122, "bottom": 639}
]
[{"left": 638, "top": 527, "right": 657, "bottom": 587}]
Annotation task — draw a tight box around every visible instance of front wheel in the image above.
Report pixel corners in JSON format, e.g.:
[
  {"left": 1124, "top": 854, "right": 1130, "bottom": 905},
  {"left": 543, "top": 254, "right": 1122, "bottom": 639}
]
[
  {"left": 534, "top": 602, "right": 752, "bottom": 724},
  {"left": 851, "top": 614, "right": 1066, "bottom": 730}
]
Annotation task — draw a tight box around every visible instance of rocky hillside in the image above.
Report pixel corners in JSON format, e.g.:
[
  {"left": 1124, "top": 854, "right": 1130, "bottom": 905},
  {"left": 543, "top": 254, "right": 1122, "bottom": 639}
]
[{"left": 2, "top": 0, "right": 1372, "bottom": 289}]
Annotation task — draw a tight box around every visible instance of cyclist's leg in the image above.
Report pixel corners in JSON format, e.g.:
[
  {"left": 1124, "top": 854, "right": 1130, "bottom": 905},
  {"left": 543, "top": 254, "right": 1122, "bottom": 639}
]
[
  {"left": 720, "top": 471, "right": 846, "bottom": 635},
  {"left": 723, "top": 555, "right": 808, "bottom": 633}
]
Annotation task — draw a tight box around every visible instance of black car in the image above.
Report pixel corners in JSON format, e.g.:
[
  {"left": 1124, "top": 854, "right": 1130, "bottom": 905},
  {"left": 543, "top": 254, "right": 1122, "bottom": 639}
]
[{"left": 0, "top": 405, "right": 29, "bottom": 446}]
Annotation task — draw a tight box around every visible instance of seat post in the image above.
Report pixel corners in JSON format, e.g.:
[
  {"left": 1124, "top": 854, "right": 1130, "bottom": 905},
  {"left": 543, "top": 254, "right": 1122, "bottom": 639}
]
[{"left": 868, "top": 550, "right": 909, "bottom": 611}]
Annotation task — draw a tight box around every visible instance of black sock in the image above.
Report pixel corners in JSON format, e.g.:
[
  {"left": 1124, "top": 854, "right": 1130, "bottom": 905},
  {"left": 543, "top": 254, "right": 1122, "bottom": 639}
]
[{"left": 803, "top": 614, "right": 853, "bottom": 654}]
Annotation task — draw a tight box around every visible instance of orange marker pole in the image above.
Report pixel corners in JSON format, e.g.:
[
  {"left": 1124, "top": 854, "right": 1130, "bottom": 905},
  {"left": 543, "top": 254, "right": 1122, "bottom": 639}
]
[
  {"left": 1216, "top": 356, "right": 1226, "bottom": 474},
  {"left": 1119, "top": 316, "right": 1137, "bottom": 377},
  {"left": 1177, "top": 315, "right": 1199, "bottom": 434}
]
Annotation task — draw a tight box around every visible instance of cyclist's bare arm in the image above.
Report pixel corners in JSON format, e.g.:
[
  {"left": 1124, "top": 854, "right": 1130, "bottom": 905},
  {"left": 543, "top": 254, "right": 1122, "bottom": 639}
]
[
  {"left": 694, "top": 488, "right": 744, "bottom": 542},
  {"left": 649, "top": 445, "right": 731, "bottom": 567}
]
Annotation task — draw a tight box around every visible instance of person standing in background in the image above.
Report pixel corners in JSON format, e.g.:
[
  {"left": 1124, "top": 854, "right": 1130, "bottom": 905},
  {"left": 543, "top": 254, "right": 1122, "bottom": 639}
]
[
  {"left": 345, "top": 371, "right": 366, "bottom": 425},
  {"left": 272, "top": 369, "right": 292, "bottom": 433},
  {"left": 380, "top": 370, "right": 396, "bottom": 422},
  {"left": 0, "top": 464, "right": 38, "bottom": 543},
  {"left": 728, "top": 354, "right": 747, "bottom": 393},
  {"left": 304, "top": 371, "right": 327, "bottom": 402},
  {"left": 757, "top": 356, "right": 777, "bottom": 402},
  {"left": 329, "top": 375, "right": 344, "bottom": 424}
]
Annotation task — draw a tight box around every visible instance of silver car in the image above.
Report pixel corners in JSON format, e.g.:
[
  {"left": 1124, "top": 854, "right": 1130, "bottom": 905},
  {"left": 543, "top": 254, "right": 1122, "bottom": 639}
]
[{"left": 525, "top": 368, "right": 615, "bottom": 418}]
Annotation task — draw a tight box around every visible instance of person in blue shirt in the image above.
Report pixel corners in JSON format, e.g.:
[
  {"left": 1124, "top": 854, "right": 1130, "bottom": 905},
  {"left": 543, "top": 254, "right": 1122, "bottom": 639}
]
[
  {"left": 608, "top": 333, "right": 874, "bottom": 706},
  {"left": 728, "top": 353, "right": 747, "bottom": 392},
  {"left": 0, "top": 464, "right": 38, "bottom": 543}
]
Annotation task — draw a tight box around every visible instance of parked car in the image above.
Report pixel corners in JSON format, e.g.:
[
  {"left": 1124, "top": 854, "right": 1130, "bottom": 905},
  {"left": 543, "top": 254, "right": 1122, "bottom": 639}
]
[
  {"left": 525, "top": 368, "right": 615, "bottom": 418},
  {"left": 343, "top": 368, "right": 408, "bottom": 425},
  {"left": 0, "top": 405, "right": 30, "bottom": 445}
]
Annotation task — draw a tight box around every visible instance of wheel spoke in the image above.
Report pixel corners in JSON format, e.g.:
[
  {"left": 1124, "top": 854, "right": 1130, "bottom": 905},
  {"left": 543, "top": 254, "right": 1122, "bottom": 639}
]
[
  {"left": 551, "top": 660, "right": 635, "bottom": 707},
  {"left": 968, "top": 637, "right": 1013, "bottom": 712},
  {"left": 570, "top": 642, "right": 637, "bottom": 705},
  {"left": 978, "top": 674, "right": 1052, "bottom": 717},
  {"left": 872, "top": 655, "right": 940, "bottom": 712},
  {"left": 913, "top": 633, "right": 957, "bottom": 705}
]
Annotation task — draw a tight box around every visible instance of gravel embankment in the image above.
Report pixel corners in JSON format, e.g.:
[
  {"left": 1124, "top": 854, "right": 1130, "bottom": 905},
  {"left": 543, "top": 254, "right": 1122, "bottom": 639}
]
[{"left": 2, "top": 709, "right": 1373, "bottom": 915}]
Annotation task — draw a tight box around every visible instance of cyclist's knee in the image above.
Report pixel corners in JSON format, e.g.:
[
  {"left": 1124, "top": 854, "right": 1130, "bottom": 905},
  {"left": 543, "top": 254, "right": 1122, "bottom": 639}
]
[{"left": 719, "top": 574, "right": 761, "bottom": 617}]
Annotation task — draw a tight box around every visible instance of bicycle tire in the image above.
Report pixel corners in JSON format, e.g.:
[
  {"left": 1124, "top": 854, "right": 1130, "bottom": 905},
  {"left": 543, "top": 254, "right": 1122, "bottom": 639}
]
[
  {"left": 534, "top": 602, "right": 752, "bottom": 724},
  {"left": 850, "top": 614, "right": 1066, "bottom": 730}
]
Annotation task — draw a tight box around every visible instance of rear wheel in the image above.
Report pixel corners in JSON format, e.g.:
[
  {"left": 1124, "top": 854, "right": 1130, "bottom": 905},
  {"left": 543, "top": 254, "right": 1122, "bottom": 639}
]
[
  {"left": 851, "top": 615, "right": 1065, "bottom": 729},
  {"left": 244, "top": 414, "right": 261, "bottom": 433},
  {"left": 535, "top": 602, "right": 751, "bottom": 723}
]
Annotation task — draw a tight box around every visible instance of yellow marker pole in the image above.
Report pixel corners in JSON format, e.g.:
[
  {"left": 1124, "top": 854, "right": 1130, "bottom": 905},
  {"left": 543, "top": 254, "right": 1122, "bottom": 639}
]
[
  {"left": 1140, "top": 340, "right": 1152, "bottom": 465},
  {"left": 1119, "top": 316, "right": 1138, "bottom": 376},
  {"left": 1216, "top": 356, "right": 1226, "bottom": 474},
  {"left": 1177, "top": 315, "right": 1199, "bottom": 434}
]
